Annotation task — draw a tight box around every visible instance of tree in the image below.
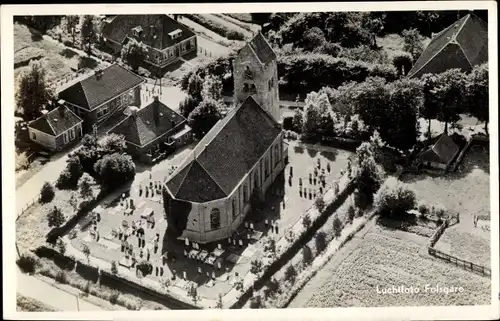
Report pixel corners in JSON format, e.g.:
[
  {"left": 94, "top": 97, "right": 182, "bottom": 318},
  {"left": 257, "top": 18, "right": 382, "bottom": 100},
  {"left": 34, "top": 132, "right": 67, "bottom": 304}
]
[
  {"left": 250, "top": 259, "right": 263, "bottom": 274},
  {"left": 111, "top": 261, "right": 118, "bottom": 274},
  {"left": 65, "top": 15, "right": 80, "bottom": 45},
  {"left": 179, "top": 95, "right": 200, "bottom": 119},
  {"left": 347, "top": 205, "right": 356, "bottom": 223},
  {"left": 432, "top": 69, "right": 467, "bottom": 134},
  {"left": 292, "top": 109, "right": 304, "bottom": 133},
  {"left": 93, "top": 153, "right": 136, "bottom": 189},
  {"left": 40, "top": 182, "right": 55, "bottom": 203},
  {"left": 251, "top": 13, "right": 272, "bottom": 25},
  {"left": 201, "top": 75, "right": 223, "bottom": 102},
  {"left": 188, "top": 98, "right": 222, "bottom": 138},
  {"left": 302, "top": 213, "right": 312, "bottom": 229},
  {"left": 56, "top": 156, "right": 84, "bottom": 189},
  {"left": 121, "top": 38, "right": 147, "bottom": 72},
  {"left": 98, "top": 133, "right": 127, "bottom": 155},
  {"left": 69, "top": 192, "right": 78, "bottom": 212},
  {"left": 81, "top": 15, "right": 97, "bottom": 55},
  {"left": 402, "top": 28, "right": 424, "bottom": 61},
  {"left": 284, "top": 265, "right": 297, "bottom": 283},
  {"left": 352, "top": 77, "right": 391, "bottom": 132},
  {"left": 314, "top": 197, "right": 325, "bottom": 213},
  {"left": 420, "top": 73, "right": 439, "bottom": 140},
  {"left": 187, "top": 73, "right": 204, "bottom": 102},
  {"left": 465, "top": 64, "right": 489, "bottom": 134},
  {"left": 249, "top": 295, "right": 263, "bottom": 309},
  {"left": 188, "top": 284, "right": 199, "bottom": 306},
  {"left": 392, "top": 52, "right": 413, "bottom": 76},
  {"left": 374, "top": 177, "right": 416, "bottom": 218},
  {"left": 23, "top": 16, "right": 61, "bottom": 32},
  {"left": 56, "top": 237, "right": 66, "bottom": 255},
  {"left": 78, "top": 173, "right": 95, "bottom": 199},
  {"left": 302, "top": 245, "right": 313, "bottom": 265},
  {"left": 332, "top": 216, "right": 343, "bottom": 239},
  {"left": 137, "top": 261, "right": 153, "bottom": 276},
  {"left": 82, "top": 244, "right": 91, "bottom": 263},
  {"left": 315, "top": 231, "right": 327, "bottom": 253},
  {"left": 15, "top": 60, "right": 54, "bottom": 120},
  {"left": 362, "top": 13, "right": 385, "bottom": 48},
  {"left": 47, "top": 206, "right": 65, "bottom": 228},
  {"left": 302, "top": 27, "right": 326, "bottom": 51}
]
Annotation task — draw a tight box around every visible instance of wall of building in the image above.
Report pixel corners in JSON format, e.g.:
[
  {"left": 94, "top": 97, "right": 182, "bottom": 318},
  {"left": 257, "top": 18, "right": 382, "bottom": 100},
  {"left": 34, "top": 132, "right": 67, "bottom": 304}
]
[
  {"left": 233, "top": 45, "right": 280, "bottom": 122},
  {"left": 54, "top": 123, "right": 83, "bottom": 150},
  {"left": 28, "top": 127, "right": 56, "bottom": 150}
]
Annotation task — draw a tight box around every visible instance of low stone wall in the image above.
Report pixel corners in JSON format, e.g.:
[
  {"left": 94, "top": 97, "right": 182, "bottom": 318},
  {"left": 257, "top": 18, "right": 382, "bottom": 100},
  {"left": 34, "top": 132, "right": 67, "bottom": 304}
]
[{"left": 230, "top": 177, "right": 357, "bottom": 309}]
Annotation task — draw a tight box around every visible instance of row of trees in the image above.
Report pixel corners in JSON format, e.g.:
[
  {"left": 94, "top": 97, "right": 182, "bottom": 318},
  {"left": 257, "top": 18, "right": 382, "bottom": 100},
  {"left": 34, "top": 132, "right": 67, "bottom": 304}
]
[{"left": 292, "top": 64, "right": 488, "bottom": 151}]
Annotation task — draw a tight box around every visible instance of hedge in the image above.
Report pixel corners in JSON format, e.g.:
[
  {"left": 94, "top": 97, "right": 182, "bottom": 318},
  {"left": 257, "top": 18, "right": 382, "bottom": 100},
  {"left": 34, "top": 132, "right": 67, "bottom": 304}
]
[{"left": 184, "top": 14, "right": 246, "bottom": 41}]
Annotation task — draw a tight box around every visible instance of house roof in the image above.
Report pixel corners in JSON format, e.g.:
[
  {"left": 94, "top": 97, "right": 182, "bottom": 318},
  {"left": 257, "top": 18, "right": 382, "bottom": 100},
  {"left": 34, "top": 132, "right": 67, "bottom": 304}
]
[
  {"left": 165, "top": 96, "right": 282, "bottom": 203},
  {"left": 408, "top": 13, "right": 488, "bottom": 78},
  {"left": 419, "top": 134, "right": 460, "bottom": 165},
  {"left": 101, "top": 15, "right": 196, "bottom": 50},
  {"left": 29, "top": 106, "right": 82, "bottom": 136},
  {"left": 109, "top": 98, "right": 186, "bottom": 147},
  {"left": 58, "top": 64, "right": 144, "bottom": 111},
  {"left": 240, "top": 32, "right": 277, "bottom": 65}
]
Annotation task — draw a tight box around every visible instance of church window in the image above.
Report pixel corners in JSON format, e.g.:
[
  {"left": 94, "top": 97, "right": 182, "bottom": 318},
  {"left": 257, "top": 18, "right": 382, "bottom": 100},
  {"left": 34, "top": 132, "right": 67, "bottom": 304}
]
[
  {"left": 274, "top": 144, "right": 280, "bottom": 166},
  {"left": 243, "top": 183, "right": 249, "bottom": 203},
  {"left": 244, "top": 83, "right": 249, "bottom": 92},
  {"left": 210, "top": 208, "right": 221, "bottom": 230},
  {"left": 254, "top": 171, "right": 259, "bottom": 190},
  {"left": 264, "top": 156, "right": 270, "bottom": 178},
  {"left": 232, "top": 198, "right": 237, "bottom": 219}
]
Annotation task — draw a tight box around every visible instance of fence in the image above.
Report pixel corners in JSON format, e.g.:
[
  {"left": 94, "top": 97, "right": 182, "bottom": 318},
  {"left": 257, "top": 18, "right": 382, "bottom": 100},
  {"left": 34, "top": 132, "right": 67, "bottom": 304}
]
[
  {"left": 17, "top": 197, "right": 39, "bottom": 221},
  {"left": 428, "top": 247, "right": 491, "bottom": 277}
]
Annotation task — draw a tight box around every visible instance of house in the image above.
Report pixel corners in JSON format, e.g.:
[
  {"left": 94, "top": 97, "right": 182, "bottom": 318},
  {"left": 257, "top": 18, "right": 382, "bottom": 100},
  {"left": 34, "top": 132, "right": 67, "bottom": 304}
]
[
  {"left": 108, "top": 96, "right": 192, "bottom": 164},
  {"left": 417, "top": 134, "right": 460, "bottom": 170},
  {"left": 58, "top": 64, "right": 144, "bottom": 133},
  {"left": 162, "top": 33, "right": 286, "bottom": 244},
  {"left": 100, "top": 15, "right": 197, "bottom": 74},
  {"left": 408, "top": 13, "right": 488, "bottom": 79},
  {"left": 28, "top": 106, "right": 83, "bottom": 152}
]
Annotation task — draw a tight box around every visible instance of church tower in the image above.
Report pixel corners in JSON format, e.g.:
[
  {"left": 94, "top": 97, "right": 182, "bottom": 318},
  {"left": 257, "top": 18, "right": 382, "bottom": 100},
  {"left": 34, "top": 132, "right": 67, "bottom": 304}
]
[{"left": 232, "top": 32, "right": 280, "bottom": 123}]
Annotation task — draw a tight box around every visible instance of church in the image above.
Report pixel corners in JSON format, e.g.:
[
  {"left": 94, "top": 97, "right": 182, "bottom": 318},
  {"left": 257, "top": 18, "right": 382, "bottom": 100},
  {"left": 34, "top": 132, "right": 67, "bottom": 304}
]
[{"left": 162, "top": 33, "right": 287, "bottom": 244}]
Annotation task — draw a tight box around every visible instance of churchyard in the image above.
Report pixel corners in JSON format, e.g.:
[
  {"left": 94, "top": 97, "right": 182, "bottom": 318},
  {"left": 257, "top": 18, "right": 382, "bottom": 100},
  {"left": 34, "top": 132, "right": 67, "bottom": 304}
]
[{"left": 62, "top": 141, "right": 354, "bottom": 307}]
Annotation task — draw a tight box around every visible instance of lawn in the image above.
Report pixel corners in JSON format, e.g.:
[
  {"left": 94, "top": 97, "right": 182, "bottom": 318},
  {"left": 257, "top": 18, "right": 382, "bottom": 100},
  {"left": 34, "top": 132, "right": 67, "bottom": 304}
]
[
  {"left": 225, "top": 13, "right": 254, "bottom": 23},
  {"left": 295, "top": 225, "right": 490, "bottom": 307},
  {"left": 17, "top": 293, "right": 58, "bottom": 312}
]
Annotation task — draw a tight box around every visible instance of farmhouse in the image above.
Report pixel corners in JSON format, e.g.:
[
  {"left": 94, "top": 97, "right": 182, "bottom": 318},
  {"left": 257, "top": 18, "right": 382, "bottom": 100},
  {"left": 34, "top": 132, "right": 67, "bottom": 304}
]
[
  {"left": 408, "top": 13, "right": 488, "bottom": 79},
  {"left": 417, "top": 134, "right": 460, "bottom": 170},
  {"left": 162, "top": 33, "right": 286, "bottom": 244},
  {"left": 58, "top": 64, "right": 144, "bottom": 133},
  {"left": 28, "top": 105, "right": 83, "bottom": 151},
  {"left": 108, "top": 96, "right": 192, "bottom": 164},
  {"left": 100, "top": 15, "right": 197, "bottom": 73}
]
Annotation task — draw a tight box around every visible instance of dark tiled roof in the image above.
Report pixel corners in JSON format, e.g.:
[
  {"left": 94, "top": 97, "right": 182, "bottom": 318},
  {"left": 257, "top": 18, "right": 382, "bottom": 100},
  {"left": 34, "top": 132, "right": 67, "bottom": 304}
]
[
  {"left": 109, "top": 98, "right": 186, "bottom": 147},
  {"left": 166, "top": 96, "right": 281, "bottom": 203},
  {"left": 58, "top": 64, "right": 144, "bottom": 110},
  {"left": 101, "top": 15, "right": 195, "bottom": 50},
  {"left": 245, "top": 32, "right": 277, "bottom": 65},
  {"left": 29, "top": 106, "right": 82, "bottom": 136},
  {"left": 420, "top": 134, "right": 459, "bottom": 164},
  {"left": 408, "top": 14, "right": 488, "bottom": 78}
]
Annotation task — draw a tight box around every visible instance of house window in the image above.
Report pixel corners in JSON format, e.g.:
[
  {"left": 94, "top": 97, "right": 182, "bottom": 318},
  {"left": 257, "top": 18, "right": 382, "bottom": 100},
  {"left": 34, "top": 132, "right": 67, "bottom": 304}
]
[
  {"left": 186, "top": 40, "right": 191, "bottom": 50},
  {"left": 274, "top": 144, "right": 280, "bottom": 166},
  {"left": 69, "top": 128, "right": 75, "bottom": 141},
  {"left": 265, "top": 157, "right": 270, "bottom": 178},
  {"left": 243, "top": 183, "right": 249, "bottom": 203},
  {"left": 268, "top": 78, "right": 272, "bottom": 91},
  {"left": 210, "top": 208, "right": 221, "bottom": 230},
  {"left": 181, "top": 42, "right": 187, "bottom": 52},
  {"left": 63, "top": 132, "right": 68, "bottom": 144},
  {"left": 232, "top": 198, "right": 237, "bottom": 219},
  {"left": 97, "top": 106, "right": 109, "bottom": 119},
  {"left": 32, "top": 132, "right": 36, "bottom": 140}
]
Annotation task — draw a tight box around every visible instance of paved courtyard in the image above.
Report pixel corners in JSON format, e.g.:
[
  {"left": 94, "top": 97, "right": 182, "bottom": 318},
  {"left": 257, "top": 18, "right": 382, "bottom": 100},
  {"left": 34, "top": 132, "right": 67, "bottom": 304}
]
[{"left": 68, "top": 140, "right": 354, "bottom": 304}]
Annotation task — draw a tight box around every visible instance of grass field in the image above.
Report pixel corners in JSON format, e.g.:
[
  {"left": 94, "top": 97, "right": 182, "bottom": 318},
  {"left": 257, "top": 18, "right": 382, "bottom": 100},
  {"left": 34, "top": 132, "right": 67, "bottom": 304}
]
[
  {"left": 17, "top": 293, "right": 58, "bottom": 312},
  {"left": 294, "top": 224, "right": 490, "bottom": 307},
  {"left": 225, "top": 13, "right": 254, "bottom": 23},
  {"left": 377, "top": 34, "right": 431, "bottom": 60}
]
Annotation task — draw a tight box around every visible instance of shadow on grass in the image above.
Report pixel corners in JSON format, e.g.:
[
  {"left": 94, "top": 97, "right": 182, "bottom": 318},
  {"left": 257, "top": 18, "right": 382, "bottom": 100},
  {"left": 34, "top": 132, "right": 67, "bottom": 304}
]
[
  {"left": 60, "top": 48, "right": 78, "bottom": 59},
  {"left": 320, "top": 149, "right": 338, "bottom": 162},
  {"left": 78, "top": 56, "right": 98, "bottom": 70}
]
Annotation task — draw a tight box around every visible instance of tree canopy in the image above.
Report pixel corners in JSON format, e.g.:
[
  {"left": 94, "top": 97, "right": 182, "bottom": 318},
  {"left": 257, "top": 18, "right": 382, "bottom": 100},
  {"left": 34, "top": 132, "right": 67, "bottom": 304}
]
[
  {"left": 187, "top": 98, "right": 223, "bottom": 138},
  {"left": 121, "top": 38, "right": 147, "bottom": 72}
]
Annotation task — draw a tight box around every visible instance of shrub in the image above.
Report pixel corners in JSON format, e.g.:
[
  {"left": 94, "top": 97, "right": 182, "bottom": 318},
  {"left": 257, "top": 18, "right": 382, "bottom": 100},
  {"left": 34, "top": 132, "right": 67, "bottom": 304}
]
[
  {"left": 179, "top": 95, "right": 200, "bottom": 118},
  {"left": 333, "top": 216, "right": 343, "bottom": 238},
  {"left": 16, "top": 253, "right": 39, "bottom": 274},
  {"left": 284, "top": 265, "right": 297, "bottom": 283},
  {"left": 374, "top": 177, "right": 416, "bottom": 218},
  {"left": 55, "top": 270, "right": 69, "bottom": 284},
  {"left": 418, "top": 204, "right": 429, "bottom": 215},
  {"left": 347, "top": 205, "right": 356, "bottom": 224},
  {"left": 226, "top": 29, "right": 245, "bottom": 40},
  {"left": 392, "top": 52, "right": 413, "bottom": 76},
  {"left": 314, "top": 231, "right": 327, "bottom": 253},
  {"left": 314, "top": 197, "right": 325, "bottom": 213},
  {"left": 264, "top": 278, "right": 280, "bottom": 298},
  {"left": 302, "top": 245, "right": 313, "bottom": 266},
  {"left": 111, "top": 261, "right": 118, "bottom": 275},
  {"left": 302, "top": 213, "right": 312, "bottom": 229},
  {"left": 249, "top": 295, "right": 263, "bottom": 308},
  {"left": 47, "top": 206, "right": 65, "bottom": 228},
  {"left": 250, "top": 259, "right": 263, "bottom": 274},
  {"left": 40, "top": 182, "right": 55, "bottom": 203},
  {"left": 93, "top": 153, "right": 136, "bottom": 189},
  {"left": 56, "top": 237, "right": 66, "bottom": 255},
  {"left": 137, "top": 261, "right": 153, "bottom": 276},
  {"left": 109, "top": 291, "right": 120, "bottom": 305}
]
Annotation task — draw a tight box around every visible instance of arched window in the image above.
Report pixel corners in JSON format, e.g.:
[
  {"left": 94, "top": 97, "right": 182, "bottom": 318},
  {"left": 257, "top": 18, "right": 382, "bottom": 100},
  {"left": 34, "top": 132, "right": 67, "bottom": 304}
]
[
  {"left": 274, "top": 144, "right": 280, "bottom": 166},
  {"left": 232, "top": 198, "right": 237, "bottom": 219},
  {"left": 243, "top": 183, "right": 249, "bottom": 203},
  {"left": 264, "top": 156, "right": 270, "bottom": 178},
  {"left": 210, "top": 208, "right": 221, "bottom": 230},
  {"left": 254, "top": 171, "right": 259, "bottom": 189}
]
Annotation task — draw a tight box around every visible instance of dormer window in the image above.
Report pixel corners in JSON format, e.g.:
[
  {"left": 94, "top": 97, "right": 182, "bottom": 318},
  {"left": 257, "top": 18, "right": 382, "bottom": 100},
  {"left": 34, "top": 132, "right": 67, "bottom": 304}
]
[
  {"left": 244, "top": 66, "right": 253, "bottom": 80},
  {"left": 168, "top": 29, "right": 182, "bottom": 41}
]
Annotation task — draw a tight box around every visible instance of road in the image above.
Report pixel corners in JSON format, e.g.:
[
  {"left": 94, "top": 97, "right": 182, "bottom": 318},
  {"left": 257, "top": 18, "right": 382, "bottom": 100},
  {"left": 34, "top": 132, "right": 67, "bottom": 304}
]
[{"left": 16, "top": 268, "right": 103, "bottom": 311}]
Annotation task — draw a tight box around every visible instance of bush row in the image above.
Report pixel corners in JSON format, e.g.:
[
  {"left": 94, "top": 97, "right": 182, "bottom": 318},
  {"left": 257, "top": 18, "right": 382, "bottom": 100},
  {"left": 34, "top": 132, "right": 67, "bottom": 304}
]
[
  {"left": 16, "top": 294, "right": 58, "bottom": 312},
  {"left": 184, "top": 14, "right": 246, "bottom": 41}
]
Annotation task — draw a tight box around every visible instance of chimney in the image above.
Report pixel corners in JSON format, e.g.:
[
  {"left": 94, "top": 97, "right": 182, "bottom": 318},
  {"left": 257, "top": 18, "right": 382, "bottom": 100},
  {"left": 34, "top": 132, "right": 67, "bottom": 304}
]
[
  {"left": 153, "top": 96, "right": 160, "bottom": 126},
  {"left": 95, "top": 68, "right": 103, "bottom": 79}
]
